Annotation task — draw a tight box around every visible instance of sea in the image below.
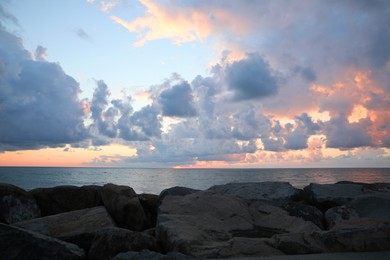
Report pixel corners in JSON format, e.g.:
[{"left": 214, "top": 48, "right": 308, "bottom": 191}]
[{"left": 0, "top": 167, "right": 389, "bottom": 195}]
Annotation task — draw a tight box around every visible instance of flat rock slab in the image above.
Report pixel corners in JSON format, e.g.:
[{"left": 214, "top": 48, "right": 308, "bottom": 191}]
[
  {"left": 208, "top": 182, "right": 301, "bottom": 201},
  {"left": 0, "top": 183, "right": 41, "bottom": 224},
  {"left": 0, "top": 223, "right": 85, "bottom": 259},
  {"left": 14, "top": 206, "right": 115, "bottom": 239},
  {"left": 157, "top": 190, "right": 319, "bottom": 258}
]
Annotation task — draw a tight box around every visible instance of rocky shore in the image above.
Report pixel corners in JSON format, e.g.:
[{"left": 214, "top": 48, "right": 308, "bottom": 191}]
[{"left": 1, "top": 181, "right": 390, "bottom": 259}]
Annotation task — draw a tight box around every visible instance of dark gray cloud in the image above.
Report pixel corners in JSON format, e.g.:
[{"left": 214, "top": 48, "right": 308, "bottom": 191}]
[
  {"left": 324, "top": 116, "right": 372, "bottom": 149},
  {"left": 158, "top": 80, "right": 197, "bottom": 117},
  {"left": 225, "top": 53, "right": 279, "bottom": 101},
  {"left": 0, "top": 26, "right": 88, "bottom": 151}
]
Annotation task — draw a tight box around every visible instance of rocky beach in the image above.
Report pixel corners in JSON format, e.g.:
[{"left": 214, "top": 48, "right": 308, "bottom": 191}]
[{"left": 1, "top": 181, "right": 390, "bottom": 259}]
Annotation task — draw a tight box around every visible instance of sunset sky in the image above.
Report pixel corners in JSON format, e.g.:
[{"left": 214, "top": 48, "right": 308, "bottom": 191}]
[{"left": 0, "top": 0, "right": 390, "bottom": 168}]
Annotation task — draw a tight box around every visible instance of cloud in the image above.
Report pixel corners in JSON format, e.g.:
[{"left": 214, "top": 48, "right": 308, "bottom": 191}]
[
  {"left": 111, "top": 0, "right": 247, "bottom": 47},
  {"left": 0, "top": 26, "right": 88, "bottom": 151},
  {"left": 0, "top": 3, "right": 19, "bottom": 26},
  {"left": 224, "top": 53, "right": 279, "bottom": 101},
  {"left": 75, "top": 28, "right": 93, "bottom": 41},
  {"left": 324, "top": 116, "right": 372, "bottom": 149},
  {"left": 157, "top": 79, "right": 197, "bottom": 117},
  {"left": 34, "top": 45, "right": 47, "bottom": 61}
]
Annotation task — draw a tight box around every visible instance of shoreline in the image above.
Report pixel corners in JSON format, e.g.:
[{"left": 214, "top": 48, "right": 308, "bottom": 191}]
[{"left": 1, "top": 181, "right": 390, "bottom": 259}]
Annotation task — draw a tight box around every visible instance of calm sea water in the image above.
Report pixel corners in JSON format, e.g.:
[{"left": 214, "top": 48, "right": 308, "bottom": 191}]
[{"left": 0, "top": 167, "right": 389, "bottom": 195}]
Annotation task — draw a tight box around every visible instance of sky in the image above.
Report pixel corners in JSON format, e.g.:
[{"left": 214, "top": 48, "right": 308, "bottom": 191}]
[{"left": 0, "top": 0, "right": 390, "bottom": 168}]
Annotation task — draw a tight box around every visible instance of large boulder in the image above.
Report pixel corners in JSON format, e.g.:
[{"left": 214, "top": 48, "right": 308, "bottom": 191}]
[
  {"left": 14, "top": 206, "right": 115, "bottom": 251},
  {"left": 156, "top": 190, "right": 319, "bottom": 258},
  {"left": 88, "top": 227, "right": 161, "bottom": 260},
  {"left": 0, "top": 183, "right": 40, "bottom": 224},
  {"left": 303, "top": 182, "right": 364, "bottom": 210},
  {"left": 271, "top": 222, "right": 390, "bottom": 254},
  {"left": 0, "top": 223, "right": 85, "bottom": 259},
  {"left": 101, "top": 184, "right": 146, "bottom": 231},
  {"left": 208, "top": 182, "right": 301, "bottom": 202},
  {"left": 325, "top": 193, "right": 390, "bottom": 229},
  {"left": 303, "top": 182, "right": 390, "bottom": 211},
  {"left": 30, "top": 185, "right": 102, "bottom": 216},
  {"left": 158, "top": 186, "right": 199, "bottom": 204}
]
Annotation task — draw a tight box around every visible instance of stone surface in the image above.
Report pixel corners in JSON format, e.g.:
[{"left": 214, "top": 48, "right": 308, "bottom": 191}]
[
  {"left": 0, "top": 183, "right": 41, "bottom": 224},
  {"left": 0, "top": 223, "right": 85, "bottom": 259},
  {"left": 303, "top": 183, "right": 364, "bottom": 209},
  {"left": 189, "top": 237, "right": 284, "bottom": 259},
  {"left": 280, "top": 201, "right": 325, "bottom": 229},
  {"left": 112, "top": 250, "right": 192, "bottom": 260},
  {"left": 88, "top": 227, "right": 161, "bottom": 260},
  {"left": 101, "top": 184, "right": 146, "bottom": 231},
  {"left": 14, "top": 206, "right": 115, "bottom": 250},
  {"left": 158, "top": 186, "right": 199, "bottom": 204},
  {"left": 208, "top": 182, "right": 301, "bottom": 201},
  {"left": 325, "top": 193, "right": 390, "bottom": 229},
  {"left": 272, "top": 222, "right": 390, "bottom": 254},
  {"left": 138, "top": 193, "right": 159, "bottom": 228},
  {"left": 156, "top": 190, "right": 319, "bottom": 258},
  {"left": 30, "top": 185, "right": 102, "bottom": 216}
]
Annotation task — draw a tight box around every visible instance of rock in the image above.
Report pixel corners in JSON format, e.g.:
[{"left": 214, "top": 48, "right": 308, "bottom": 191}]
[
  {"left": 0, "top": 183, "right": 40, "bottom": 224},
  {"left": 112, "top": 250, "right": 192, "bottom": 260},
  {"left": 208, "top": 182, "right": 301, "bottom": 201},
  {"left": 272, "top": 222, "right": 390, "bottom": 254},
  {"left": 280, "top": 201, "right": 325, "bottom": 229},
  {"left": 101, "top": 184, "right": 146, "bottom": 231},
  {"left": 0, "top": 223, "right": 85, "bottom": 259},
  {"left": 14, "top": 206, "right": 115, "bottom": 251},
  {"left": 325, "top": 193, "right": 390, "bottom": 229},
  {"left": 158, "top": 186, "right": 199, "bottom": 204},
  {"left": 138, "top": 193, "right": 159, "bottom": 228},
  {"left": 156, "top": 190, "right": 319, "bottom": 258},
  {"left": 189, "top": 237, "right": 284, "bottom": 259},
  {"left": 303, "top": 182, "right": 364, "bottom": 210},
  {"left": 30, "top": 185, "right": 102, "bottom": 216},
  {"left": 88, "top": 227, "right": 161, "bottom": 260}
]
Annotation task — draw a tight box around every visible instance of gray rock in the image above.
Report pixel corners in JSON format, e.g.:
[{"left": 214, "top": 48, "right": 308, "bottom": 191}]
[
  {"left": 158, "top": 186, "right": 199, "bottom": 204},
  {"left": 101, "top": 184, "right": 146, "bottom": 231},
  {"left": 0, "top": 223, "right": 85, "bottom": 260},
  {"left": 272, "top": 222, "right": 390, "bottom": 254},
  {"left": 325, "top": 193, "right": 390, "bottom": 229},
  {"left": 303, "top": 183, "right": 364, "bottom": 209},
  {"left": 0, "top": 183, "right": 41, "bottom": 224},
  {"left": 189, "top": 237, "right": 284, "bottom": 259},
  {"left": 30, "top": 185, "right": 102, "bottom": 216},
  {"left": 280, "top": 201, "right": 325, "bottom": 229},
  {"left": 156, "top": 190, "right": 319, "bottom": 258},
  {"left": 88, "top": 227, "right": 161, "bottom": 260},
  {"left": 112, "top": 250, "right": 192, "bottom": 260},
  {"left": 14, "top": 206, "right": 115, "bottom": 250},
  {"left": 208, "top": 182, "right": 301, "bottom": 201}
]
